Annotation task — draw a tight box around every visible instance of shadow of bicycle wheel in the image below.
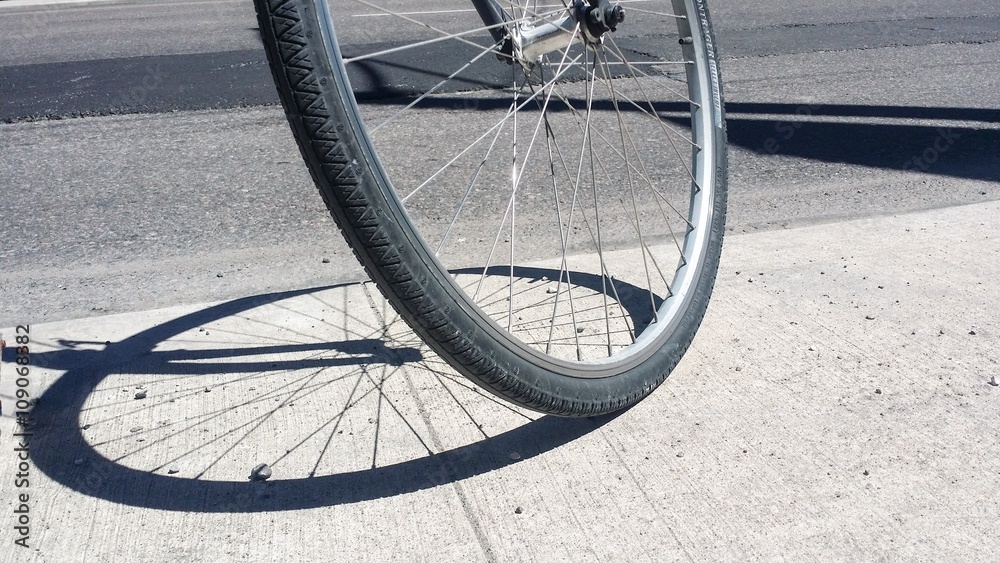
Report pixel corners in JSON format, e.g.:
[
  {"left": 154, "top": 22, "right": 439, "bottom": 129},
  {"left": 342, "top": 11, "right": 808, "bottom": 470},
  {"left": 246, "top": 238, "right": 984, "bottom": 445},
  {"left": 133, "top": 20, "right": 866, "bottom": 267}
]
[{"left": 23, "top": 276, "right": 630, "bottom": 513}]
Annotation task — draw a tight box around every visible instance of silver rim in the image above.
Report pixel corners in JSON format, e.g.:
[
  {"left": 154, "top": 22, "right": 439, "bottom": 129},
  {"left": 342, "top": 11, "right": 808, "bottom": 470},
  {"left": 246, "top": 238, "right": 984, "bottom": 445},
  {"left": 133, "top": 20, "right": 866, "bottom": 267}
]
[{"left": 318, "top": 0, "right": 720, "bottom": 376}]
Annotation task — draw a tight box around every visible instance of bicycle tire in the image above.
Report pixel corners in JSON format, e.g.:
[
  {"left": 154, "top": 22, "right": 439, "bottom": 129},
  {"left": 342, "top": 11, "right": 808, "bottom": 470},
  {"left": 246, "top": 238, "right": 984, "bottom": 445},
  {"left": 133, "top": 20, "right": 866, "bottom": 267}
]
[{"left": 253, "top": 0, "right": 728, "bottom": 416}]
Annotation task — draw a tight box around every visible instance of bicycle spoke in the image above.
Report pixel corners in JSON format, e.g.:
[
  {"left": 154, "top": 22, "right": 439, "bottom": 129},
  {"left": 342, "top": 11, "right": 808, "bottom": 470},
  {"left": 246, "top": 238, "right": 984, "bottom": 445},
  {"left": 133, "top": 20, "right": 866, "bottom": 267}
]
[
  {"left": 623, "top": 6, "right": 686, "bottom": 18},
  {"left": 540, "top": 51, "right": 601, "bottom": 359},
  {"left": 342, "top": 1, "right": 568, "bottom": 63},
  {"left": 330, "top": 2, "right": 708, "bottom": 359},
  {"left": 546, "top": 81, "right": 695, "bottom": 228},
  {"left": 436, "top": 103, "right": 512, "bottom": 257},
  {"left": 580, "top": 50, "right": 617, "bottom": 357},
  {"left": 488, "top": 30, "right": 583, "bottom": 325},
  {"left": 603, "top": 37, "right": 699, "bottom": 107},
  {"left": 256, "top": 0, "right": 727, "bottom": 414},
  {"left": 370, "top": 39, "right": 504, "bottom": 134},
  {"left": 508, "top": 65, "right": 518, "bottom": 331},
  {"left": 593, "top": 48, "right": 657, "bottom": 332},
  {"left": 597, "top": 49, "right": 681, "bottom": 292},
  {"left": 607, "top": 36, "right": 699, "bottom": 182},
  {"left": 400, "top": 51, "right": 585, "bottom": 203}
]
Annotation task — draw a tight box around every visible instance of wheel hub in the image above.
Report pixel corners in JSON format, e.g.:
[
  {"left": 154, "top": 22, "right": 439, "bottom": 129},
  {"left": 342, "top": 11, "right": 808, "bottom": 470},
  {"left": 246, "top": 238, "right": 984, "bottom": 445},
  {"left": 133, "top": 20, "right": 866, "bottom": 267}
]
[
  {"left": 509, "top": 0, "right": 626, "bottom": 65},
  {"left": 581, "top": 0, "right": 626, "bottom": 42}
]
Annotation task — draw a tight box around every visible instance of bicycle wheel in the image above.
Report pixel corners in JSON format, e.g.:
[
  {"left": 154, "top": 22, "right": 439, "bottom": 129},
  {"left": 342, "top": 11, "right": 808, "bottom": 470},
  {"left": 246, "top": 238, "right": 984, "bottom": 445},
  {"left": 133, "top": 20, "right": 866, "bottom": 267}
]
[{"left": 254, "top": 0, "right": 727, "bottom": 416}]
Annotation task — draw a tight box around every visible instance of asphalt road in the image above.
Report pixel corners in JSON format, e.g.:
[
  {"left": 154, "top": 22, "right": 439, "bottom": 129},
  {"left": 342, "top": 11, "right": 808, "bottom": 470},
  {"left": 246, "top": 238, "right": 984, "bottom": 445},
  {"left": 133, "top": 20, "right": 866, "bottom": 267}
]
[
  {"left": 1, "top": 0, "right": 999, "bottom": 325},
  {"left": 3, "top": 0, "right": 1000, "bottom": 120}
]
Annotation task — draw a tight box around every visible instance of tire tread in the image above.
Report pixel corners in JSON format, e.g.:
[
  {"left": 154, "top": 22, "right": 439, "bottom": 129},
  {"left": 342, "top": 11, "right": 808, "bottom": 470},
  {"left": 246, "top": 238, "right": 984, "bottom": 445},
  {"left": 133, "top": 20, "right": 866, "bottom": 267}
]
[{"left": 253, "top": 0, "right": 727, "bottom": 416}]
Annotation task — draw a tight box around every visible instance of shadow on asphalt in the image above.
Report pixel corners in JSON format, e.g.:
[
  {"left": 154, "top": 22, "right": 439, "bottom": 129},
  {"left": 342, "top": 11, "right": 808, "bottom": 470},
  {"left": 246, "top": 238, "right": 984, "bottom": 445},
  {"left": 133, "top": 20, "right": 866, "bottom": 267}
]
[
  {"left": 15, "top": 282, "right": 628, "bottom": 513},
  {"left": 6, "top": 47, "right": 995, "bottom": 183},
  {"left": 357, "top": 96, "right": 1000, "bottom": 183},
  {"left": 722, "top": 103, "right": 1000, "bottom": 183}
]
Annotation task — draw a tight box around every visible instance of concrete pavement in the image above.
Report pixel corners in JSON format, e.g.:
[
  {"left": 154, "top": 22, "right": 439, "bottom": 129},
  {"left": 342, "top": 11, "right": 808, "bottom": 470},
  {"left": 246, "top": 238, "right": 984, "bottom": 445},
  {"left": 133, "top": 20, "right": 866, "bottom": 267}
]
[{"left": 2, "top": 199, "right": 998, "bottom": 561}]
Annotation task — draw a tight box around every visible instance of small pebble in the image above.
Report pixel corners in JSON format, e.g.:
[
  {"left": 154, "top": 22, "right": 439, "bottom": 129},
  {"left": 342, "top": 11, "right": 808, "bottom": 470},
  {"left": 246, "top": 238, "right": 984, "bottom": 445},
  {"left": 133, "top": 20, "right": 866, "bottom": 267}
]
[
  {"left": 676, "top": 452, "right": 684, "bottom": 458},
  {"left": 74, "top": 458, "right": 84, "bottom": 466},
  {"left": 988, "top": 376, "right": 998, "bottom": 387},
  {"left": 514, "top": 506, "right": 523, "bottom": 514},
  {"left": 969, "top": 330, "right": 976, "bottom": 335},
  {"left": 576, "top": 327, "right": 584, "bottom": 334},
  {"left": 216, "top": 273, "right": 224, "bottom": 278},
  {"left": 168, "top": 468, "right": 179, "bottom": 475},
  {"left": 863, "top": 470, "right": 870, "bottom": 476},
  {"left": 205, "top": 388, "right": 212, "bottom": 393},
  {"left": 875, "top": 389, "right": 882, "bottom": 395},
  {"left": 808, "top": 346, "right": 816, "bottom": 352},
  {"left": 129, "top": 426, "right": 142, "bottom": 433},
  {"left": 250, "top": 463, "right": 272, "bottom": 481},
  {"left": 546, "top": 287, "right": 557, "bottom": 294},
  {"left": 865, "top": 315, "right": 875, "bottom": 320},
  {"left": 322, "top": 258, "right": 330, "bottom": 263},
  {"left": 509, "top": 452, "right": 522, "bottom": 461},
  {"left": 134, "top": 390, "right": 147, "bottom": 400}
]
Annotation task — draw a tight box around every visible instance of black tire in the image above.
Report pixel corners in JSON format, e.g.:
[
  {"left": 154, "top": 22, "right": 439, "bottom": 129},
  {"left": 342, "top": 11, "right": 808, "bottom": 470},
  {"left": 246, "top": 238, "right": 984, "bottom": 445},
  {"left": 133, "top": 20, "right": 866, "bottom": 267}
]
[{"left": 253, "top": 0, "right": 728, "bottom": 416}]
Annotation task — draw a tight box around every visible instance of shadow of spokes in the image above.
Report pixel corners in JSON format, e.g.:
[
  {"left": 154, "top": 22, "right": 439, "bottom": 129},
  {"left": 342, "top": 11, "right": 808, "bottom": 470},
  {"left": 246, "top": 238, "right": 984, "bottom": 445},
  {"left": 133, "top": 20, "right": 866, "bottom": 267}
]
[{"left": 21, "top": 283, "right": 622, "bottom": 513}]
